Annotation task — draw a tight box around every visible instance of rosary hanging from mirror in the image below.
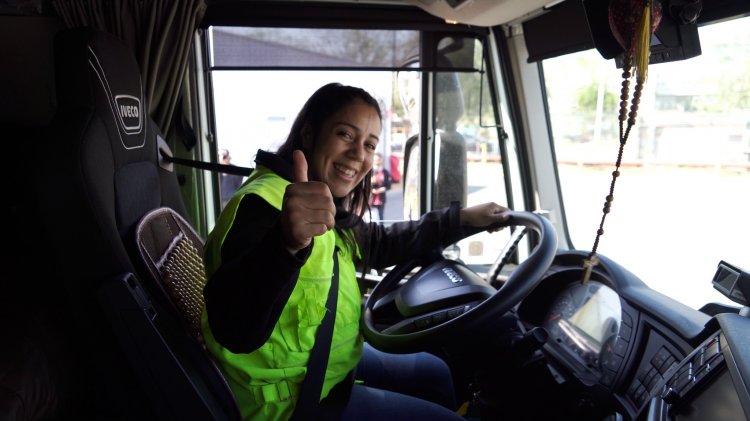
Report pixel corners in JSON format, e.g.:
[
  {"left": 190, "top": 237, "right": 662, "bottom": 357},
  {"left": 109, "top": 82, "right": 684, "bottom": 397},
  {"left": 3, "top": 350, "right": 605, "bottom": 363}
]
[{"left": 581, "top": 0, "right": 662, "bottom": 284}]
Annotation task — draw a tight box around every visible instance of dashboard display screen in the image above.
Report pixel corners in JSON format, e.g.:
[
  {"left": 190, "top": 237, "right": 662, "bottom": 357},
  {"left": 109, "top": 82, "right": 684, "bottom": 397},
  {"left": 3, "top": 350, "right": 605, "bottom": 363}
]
[{"left": 544, "top": 281, "right": 621, "bottom": 365}]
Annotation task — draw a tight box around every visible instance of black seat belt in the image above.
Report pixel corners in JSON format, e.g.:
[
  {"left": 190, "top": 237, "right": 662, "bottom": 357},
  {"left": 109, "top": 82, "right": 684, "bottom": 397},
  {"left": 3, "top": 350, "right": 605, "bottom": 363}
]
[
  {"left": 158, "top": 147, "right": 253, "bottom": 176},
  {"left": 291, "top": 247, "right": 340, "bottom": 421}
]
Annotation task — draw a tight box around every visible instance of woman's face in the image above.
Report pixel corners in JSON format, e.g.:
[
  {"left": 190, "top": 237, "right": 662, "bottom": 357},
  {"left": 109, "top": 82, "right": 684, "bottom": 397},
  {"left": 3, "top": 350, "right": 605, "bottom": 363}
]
[{"left": 307, "top": 99, "right": 381, "bottom": 198}]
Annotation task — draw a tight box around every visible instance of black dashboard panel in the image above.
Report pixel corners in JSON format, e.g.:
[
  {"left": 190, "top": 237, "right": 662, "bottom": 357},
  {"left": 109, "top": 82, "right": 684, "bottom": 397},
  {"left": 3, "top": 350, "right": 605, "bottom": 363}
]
[
  {"left": 625, "top": 323, "right": 685, "bottom": 412},
  {"left": 518, "top": 250, "right": 720, "bottom": 420},
  {"left": 642, "top": 313, "right": 750, "bottom": 420}
]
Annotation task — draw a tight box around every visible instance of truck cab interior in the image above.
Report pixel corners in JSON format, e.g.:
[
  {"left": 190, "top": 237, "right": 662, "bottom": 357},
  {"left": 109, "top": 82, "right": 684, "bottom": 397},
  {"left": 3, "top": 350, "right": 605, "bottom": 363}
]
[{"left": 2, "top": 0, "right": 749, "bottom": 420}]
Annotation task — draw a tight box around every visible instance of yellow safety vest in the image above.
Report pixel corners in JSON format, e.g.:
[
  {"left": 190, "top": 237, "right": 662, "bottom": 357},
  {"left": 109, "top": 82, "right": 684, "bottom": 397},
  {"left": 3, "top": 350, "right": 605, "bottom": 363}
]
[{"left": 201, "top": 165, "right": 363, "bottom": 421}]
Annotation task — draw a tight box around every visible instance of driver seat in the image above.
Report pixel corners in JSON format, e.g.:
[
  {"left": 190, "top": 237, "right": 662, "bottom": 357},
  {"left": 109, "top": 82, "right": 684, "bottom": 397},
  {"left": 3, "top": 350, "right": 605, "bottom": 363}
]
[{"left": 36, "top": 26, "right": 240, "bottom": 419}]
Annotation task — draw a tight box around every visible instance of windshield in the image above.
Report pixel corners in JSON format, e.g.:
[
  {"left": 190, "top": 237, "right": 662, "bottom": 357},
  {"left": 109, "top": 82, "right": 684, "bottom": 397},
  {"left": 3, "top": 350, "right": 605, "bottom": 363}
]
[
  {"left": 543, "top": 17, "right": 750, "bottom": 310},
  {"left": 209, "top": 26, "right": 516, "bottom": 269}
]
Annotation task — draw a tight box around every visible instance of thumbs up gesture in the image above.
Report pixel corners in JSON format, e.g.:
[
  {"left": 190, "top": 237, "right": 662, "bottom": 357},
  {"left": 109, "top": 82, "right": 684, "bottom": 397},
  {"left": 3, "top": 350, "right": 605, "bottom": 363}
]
[{"left": 281, "top": 150, "right": 336, "bottom": 254}]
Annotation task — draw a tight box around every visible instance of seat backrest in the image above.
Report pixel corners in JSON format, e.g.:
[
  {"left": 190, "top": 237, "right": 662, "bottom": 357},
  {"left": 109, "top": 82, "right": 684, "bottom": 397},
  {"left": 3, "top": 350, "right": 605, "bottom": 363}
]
[
  {"left": 35, "top": 27, "right": 240, "bottom": 420},
  {"left": 136, "top": 207, "right": 208, "bottom": 342},
  {"left": 135, "top": 206, "right": 241, "bottom": 417}
]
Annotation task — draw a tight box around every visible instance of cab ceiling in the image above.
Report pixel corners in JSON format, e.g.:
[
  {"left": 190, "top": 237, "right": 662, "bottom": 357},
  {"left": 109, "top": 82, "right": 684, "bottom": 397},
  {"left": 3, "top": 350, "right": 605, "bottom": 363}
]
[{"left": 204, "top": 0, "right": 553, "bottom": 27}]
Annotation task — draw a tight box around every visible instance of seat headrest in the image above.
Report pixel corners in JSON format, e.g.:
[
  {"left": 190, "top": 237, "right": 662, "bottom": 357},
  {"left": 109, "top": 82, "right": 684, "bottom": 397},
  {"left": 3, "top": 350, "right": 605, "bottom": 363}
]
[
  {"left": 54, "top": 27, "right": 147, "bottom": 152},
  {"left": 53, "top": 27, "right": 174, "bottom": 238}
]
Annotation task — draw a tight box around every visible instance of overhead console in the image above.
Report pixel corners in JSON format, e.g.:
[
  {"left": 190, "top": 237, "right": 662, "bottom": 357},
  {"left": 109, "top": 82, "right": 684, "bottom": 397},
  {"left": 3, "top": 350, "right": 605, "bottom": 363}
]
[
  {"left": 583, "top": 0, "right": 702, "bottom": 67},
  {"left": 521, "top": 0, "right": 750, "bottom": 66}
]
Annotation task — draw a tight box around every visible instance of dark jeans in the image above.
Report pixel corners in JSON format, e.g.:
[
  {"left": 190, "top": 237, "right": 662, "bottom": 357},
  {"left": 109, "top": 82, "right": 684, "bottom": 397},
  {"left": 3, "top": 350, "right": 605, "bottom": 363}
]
[{"left": 338, "top": 343, "right": 464, "bottom": 420}]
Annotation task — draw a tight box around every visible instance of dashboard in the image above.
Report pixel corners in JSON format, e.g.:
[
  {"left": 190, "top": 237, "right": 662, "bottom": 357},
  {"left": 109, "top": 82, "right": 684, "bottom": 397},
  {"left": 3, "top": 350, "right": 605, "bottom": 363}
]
[
  {"left": 517, "top": 250, "right": 750, "bottom": 420},
  {"left": 543, "top": 280, "right": 622, "bottom": 383}
]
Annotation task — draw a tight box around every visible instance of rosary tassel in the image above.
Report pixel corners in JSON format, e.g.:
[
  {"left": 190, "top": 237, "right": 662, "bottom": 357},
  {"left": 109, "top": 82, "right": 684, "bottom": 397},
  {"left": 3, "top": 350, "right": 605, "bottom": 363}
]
[{"left": 634, "top": 0, "right": 652, "bottom": 83}]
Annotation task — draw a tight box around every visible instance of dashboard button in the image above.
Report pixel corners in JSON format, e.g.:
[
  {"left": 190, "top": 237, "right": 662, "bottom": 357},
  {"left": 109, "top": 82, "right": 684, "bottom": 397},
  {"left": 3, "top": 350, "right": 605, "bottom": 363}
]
[
  {"left": 672, "top": 366, "right": 694, "bottom": 393},
  {"left": 694, "top": 362, "right": 710, "bottom": 381},
  {"left": 447, "top": 308, "right": 463, "bottom": 319},
  {"left": 702, "top": 338, "right": 721, "bottom": 363},
  {"left": 646, "top": 372, "right": 663, "bottom": 391},
  {"left": 633, "top": 384, "right": 647, "bottom": 402},
  {"left": 622, "top": 312, "right": 633, "bottom": 327},
  {"left": 619, "top": 323, "right": 632, "bottom": 339},
  {"left": 659, "top": 356, "right": 676, "bottom": 374},
  {"left": 651, "top": 346, "right": 671, "bottom": 369},
  {"left": 415, "top": 317, "right": 431, "bottom": 329},
  {"left": 600, "top": 369, "right": 616, "bottom": 386},
  {"left": 602, "top": 352, "right": 622, "bottom": 371},
  {"left": 627, "top": 381, "right": 640, "bottom": 396},
  {"left": 432, "top": 312, "right": 447, "bottom": 324},
  {"left": 643, "top": 368, "right": 658, "bottom": 389},
  {"left": 635, "top": 388, "right": 649, "bottom": 406},
  {"left": 614, "top": 336, "right": 628, "bottom": 356}
]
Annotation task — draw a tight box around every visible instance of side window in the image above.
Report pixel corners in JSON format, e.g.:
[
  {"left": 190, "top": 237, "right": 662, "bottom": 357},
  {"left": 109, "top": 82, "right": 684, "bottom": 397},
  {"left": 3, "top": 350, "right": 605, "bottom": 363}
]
[
  {"left": 437, "top": 38, "right": 511, "bottom": 268},
  {"left": 400, "top": 35, "right": 513, "bottom": 267}
]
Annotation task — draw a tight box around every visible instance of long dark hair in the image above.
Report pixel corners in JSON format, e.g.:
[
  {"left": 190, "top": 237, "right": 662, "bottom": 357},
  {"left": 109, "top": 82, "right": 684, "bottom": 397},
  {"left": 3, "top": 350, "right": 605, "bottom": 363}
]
[{"left": 276, "top": 82, "right": 382, "bottom": 219}]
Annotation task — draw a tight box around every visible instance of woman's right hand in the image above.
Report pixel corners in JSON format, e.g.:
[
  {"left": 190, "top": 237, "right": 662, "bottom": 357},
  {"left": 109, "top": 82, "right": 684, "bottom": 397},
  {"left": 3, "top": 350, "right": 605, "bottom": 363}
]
[
  {"left": 459, "top": 202, "right": 511, "bottom": 232},
  {"left": 280, "top": 150, "right": 336, "bottom": 254}
]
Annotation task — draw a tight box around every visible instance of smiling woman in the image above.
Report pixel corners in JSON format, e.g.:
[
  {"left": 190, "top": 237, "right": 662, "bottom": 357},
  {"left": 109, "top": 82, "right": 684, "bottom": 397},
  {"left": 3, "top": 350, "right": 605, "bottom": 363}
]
[{"left": 200, "top": 81, "right": 510, "bottom": 420}]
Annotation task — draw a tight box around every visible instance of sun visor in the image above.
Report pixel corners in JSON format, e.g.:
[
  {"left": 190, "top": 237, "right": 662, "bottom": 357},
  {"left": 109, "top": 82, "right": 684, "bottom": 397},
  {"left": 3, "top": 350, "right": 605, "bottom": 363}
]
[{"left": 523, "top": 0, "right": 595, "bottom": 63}]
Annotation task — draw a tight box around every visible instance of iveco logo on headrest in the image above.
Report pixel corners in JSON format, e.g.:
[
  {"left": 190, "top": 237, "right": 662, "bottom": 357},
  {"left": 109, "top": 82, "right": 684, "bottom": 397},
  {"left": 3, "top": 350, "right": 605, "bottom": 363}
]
[
  {"left": 114, "top": 94, "right": 142, "bottom": 134},
  {"left": 442, "top": 267, "right": 463, "bottom": 283}
]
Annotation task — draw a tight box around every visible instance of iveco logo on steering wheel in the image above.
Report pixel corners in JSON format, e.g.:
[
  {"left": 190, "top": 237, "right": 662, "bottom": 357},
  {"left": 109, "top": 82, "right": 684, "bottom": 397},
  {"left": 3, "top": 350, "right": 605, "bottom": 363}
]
[{"left": 442, "top": 267, "right": 463, "bottom": 283}]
